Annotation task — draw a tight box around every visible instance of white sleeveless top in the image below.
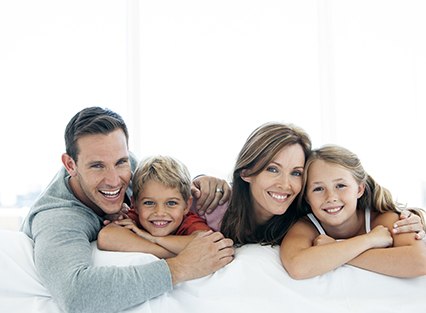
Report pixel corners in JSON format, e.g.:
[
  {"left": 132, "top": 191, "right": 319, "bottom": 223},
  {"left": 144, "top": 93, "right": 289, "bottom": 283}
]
[{"left": 307, "top": 207, "right": 371, "bottom": 236}]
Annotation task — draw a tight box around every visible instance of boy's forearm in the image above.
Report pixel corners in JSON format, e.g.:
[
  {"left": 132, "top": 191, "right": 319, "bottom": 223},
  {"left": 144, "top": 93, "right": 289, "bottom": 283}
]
[
  {"left": 97, "top": 224, "right": 175, "bottom": 258},
  {"left": 153, "top": 233, "right": 202, "bottom": 255}
]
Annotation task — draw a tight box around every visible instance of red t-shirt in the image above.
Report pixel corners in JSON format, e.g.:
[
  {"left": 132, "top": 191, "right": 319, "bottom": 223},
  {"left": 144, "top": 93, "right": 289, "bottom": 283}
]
[{"left": 128, "top": 208, "right": 211, "bottom": 235}]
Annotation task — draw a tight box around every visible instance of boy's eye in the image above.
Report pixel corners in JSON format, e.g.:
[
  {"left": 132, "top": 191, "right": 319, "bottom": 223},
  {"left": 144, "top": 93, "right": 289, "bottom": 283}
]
[
  {"left": 166, "top": 201, "right": 178, "bottom": 207},
  {"left": 143, "top": 200, "right": 155, "bottom": 206}
]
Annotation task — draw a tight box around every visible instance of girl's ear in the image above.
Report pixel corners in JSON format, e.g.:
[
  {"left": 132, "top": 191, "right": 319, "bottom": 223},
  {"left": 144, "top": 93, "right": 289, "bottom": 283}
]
[
  {"left": 240, "top": 169, "right": 252, "bottom": 183},
  {"left": 61, "top": 153, "right": 77, "bottom": 177},
  {"left": 357, "top": 182, "right": 366, "bottom": 199}
]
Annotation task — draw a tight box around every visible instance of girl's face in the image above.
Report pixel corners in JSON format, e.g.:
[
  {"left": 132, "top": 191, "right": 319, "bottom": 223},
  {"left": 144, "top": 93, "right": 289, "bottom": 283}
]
[
  {"left": 305, "top": 159, "right": 365, "bottom": 231},
  {"left": 136, "top": 180, "right": 191, "bottom": 237},
  {"left": 242, "top": 144, "right": 305, "bottom": 225}
]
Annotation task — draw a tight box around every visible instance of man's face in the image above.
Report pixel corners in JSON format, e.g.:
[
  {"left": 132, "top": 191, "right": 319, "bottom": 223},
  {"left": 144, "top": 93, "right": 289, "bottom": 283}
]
[{"left": 65, "top": 129, "right": 131, "bottom": 216}]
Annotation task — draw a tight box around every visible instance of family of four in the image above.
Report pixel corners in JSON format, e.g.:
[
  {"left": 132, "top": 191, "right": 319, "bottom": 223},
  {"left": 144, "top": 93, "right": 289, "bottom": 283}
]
[{"left": 21, "top": 106, "right": 426, "bottom": 313}]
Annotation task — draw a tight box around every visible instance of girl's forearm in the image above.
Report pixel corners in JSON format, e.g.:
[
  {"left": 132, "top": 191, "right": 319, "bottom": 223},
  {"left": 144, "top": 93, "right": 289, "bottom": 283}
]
[{"left": 347, "top": 243, "right": 426, "bottom": 277}]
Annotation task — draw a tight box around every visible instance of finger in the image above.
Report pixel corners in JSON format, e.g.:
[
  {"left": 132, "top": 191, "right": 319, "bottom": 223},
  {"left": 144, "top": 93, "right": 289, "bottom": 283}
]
[
  {"left": 195, "top": 180, "right": 213, "bottom": 214},
  {"left": 190, "top": 185, "right": 201, "bottom": 200},
  {"left": 399, "top": 209, "right": 411, "bottom": 219},
  {"left": 415, "top": 229, "right": 425, "bottom": 240},
  {"left": 219, "top": 183, "right": 231, "bottom": 205},
  {"left": 198, "top": 183, "right": 217, "bottom": 214}
]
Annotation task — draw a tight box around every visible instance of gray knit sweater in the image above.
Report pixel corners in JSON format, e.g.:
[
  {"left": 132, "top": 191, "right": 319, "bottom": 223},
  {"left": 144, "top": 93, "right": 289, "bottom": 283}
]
[{"left": 21, "top": 160, "right": 172, "bottom": 313}]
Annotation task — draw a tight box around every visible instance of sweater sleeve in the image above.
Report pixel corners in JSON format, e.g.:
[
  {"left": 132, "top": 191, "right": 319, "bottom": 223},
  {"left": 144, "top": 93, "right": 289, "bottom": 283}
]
[{"left": 32, "top": 208, "right": 172, "bottom": 313}]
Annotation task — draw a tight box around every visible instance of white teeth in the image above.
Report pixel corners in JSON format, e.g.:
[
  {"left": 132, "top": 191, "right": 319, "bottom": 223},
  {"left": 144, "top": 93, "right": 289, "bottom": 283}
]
[
  {"left": 325, "top": 207, "right": 342, "bottom": 213},
  {"left": 152, "top": 221, "right": 170, "bottom": 226},
  {"left": 270, "top": 192, "right": 289, "bottom": 200},
  {"left": 100, "top": 189, "right": 120, "bottom": 196}
]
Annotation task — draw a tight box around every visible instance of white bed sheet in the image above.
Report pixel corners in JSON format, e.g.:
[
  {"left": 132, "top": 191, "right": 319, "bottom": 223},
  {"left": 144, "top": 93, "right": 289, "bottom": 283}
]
[{"left": 1, "top": 229, "right": 425, "bottom": 313}]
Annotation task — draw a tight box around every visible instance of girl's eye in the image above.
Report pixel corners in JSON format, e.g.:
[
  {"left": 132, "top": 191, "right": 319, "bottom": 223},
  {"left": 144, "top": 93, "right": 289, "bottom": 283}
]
[
  {"left": 336, "top": 184, "right": 346, "bottom": 189},
  {"left": 312, "top": 186, "right": 323, "bottom": 192},
  {"left": 143, "top": 200, "right": 155, "bottom": 206}
]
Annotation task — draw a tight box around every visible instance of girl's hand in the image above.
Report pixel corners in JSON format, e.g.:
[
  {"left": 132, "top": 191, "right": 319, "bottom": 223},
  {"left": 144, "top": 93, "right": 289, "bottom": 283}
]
[
  {"left": 368, "top": 225, "right": 393, "bottom": 248},
  {"left": 313, "top": 234, "right": 335, "bottom": 246}
]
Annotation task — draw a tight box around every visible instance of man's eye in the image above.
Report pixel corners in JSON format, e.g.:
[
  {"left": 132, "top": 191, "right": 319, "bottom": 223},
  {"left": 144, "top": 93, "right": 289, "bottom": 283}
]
[{"left": 117, "top": 159, "right": 129, "bottom": 166}]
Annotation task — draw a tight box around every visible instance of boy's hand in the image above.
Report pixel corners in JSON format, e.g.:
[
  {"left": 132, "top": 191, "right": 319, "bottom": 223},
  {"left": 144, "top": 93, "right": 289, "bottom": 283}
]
[{"left": 103, "top": 203, "right": 130, "bottom": 225}]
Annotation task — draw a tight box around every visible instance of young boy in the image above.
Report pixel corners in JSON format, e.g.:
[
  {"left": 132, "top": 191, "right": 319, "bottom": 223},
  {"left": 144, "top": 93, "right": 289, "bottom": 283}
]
[{"left": 97, "top": 155, "right": 212, "bottom": 258}]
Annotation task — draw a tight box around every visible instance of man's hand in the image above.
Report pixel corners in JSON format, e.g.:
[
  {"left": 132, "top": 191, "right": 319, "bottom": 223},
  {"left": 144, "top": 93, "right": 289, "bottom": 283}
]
[
  {"left": 166, "top": 231, "right": 234, "bottom": 285},
  {"left": 393, "top": 209, "right": 426, "bottom": 240},
  {"left": 103, "top": 203, "right": 130, "bottom": 226},
  {"left": 191, "top": 175, "right": 231, "bottom": 215}
]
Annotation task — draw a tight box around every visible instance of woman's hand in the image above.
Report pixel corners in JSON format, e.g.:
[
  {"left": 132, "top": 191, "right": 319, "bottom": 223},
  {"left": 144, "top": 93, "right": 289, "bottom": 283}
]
[{"left": 393, "top": 209, "right": 426, "bottom": 240}]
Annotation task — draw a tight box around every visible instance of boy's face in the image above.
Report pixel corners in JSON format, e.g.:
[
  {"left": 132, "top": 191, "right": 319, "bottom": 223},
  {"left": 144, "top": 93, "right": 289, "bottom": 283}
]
[{"left": 136, "top": 180, "right": 191, "bottom": 236}]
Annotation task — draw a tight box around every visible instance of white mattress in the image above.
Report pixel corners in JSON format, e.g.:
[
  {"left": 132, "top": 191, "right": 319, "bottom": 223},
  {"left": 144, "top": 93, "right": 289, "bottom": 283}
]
[{"left": 1, "top": 229, "right": 425, "bottom": 313}]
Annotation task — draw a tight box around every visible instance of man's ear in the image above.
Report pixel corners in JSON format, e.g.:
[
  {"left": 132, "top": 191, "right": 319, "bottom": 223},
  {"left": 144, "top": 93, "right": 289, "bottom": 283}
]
[
  {"left": 240, "top": 169, "right": 252, "bottom": 183},
  {"left": 357, "top": 182, "right": 366, "bottom": 198},
  {"left": 62, "top": 153, "right": 77, "bottom": 177}
]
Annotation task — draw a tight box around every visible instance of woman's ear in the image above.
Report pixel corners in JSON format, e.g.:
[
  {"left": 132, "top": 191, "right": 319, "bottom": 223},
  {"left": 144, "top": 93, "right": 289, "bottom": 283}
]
[
  {"left": 61, "top": 153, "right": 77, "bottom": 177},
  {"left": 240, "top": 169, "right": 252, "bottom": 183},
  {"left": 357, "top": 182, "right": 366, "bottom": 199}
]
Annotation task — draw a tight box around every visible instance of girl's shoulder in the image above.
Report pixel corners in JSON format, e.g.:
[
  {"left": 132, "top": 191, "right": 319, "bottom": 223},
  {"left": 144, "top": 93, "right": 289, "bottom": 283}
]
[{"left": 370, "top": 210, "right": 399, "bottom": 228}]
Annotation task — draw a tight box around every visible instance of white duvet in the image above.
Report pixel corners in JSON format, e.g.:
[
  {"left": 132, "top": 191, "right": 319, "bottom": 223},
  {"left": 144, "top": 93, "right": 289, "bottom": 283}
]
[{"left": 1, "top": 229, "right": 425, "bottom": 313}]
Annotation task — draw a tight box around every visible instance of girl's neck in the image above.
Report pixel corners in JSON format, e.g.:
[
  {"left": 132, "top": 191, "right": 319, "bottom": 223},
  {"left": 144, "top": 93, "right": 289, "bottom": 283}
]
[{"left": 322, "top": 209, "right": 365, "bottom": 239}]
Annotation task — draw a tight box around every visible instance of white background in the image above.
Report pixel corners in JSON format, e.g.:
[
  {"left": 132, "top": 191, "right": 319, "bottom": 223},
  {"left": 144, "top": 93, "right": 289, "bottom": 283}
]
[{"left": 0, "top": 1, "right": 425, "bottom": 229}]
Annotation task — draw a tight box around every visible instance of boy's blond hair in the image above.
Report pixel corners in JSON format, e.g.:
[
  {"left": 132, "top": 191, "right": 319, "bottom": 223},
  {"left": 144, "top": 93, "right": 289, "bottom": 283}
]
[{"left": 132, "top": 155, "right": 192, "bottom": 202}]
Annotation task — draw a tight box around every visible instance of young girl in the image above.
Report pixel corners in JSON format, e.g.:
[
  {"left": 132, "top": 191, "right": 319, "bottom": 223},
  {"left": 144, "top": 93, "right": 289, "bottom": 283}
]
[
  {"left": 97, "top": 155, "right": 212, "bottom": 258},
  {"left": 280, "top": 144, "right": 426, "bottom": 279}
]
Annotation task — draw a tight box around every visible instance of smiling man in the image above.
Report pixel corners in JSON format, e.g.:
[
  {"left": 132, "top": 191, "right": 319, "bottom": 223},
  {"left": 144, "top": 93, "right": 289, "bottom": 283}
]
[{"left": 21, "top": 106, "right": 234, "bottom": 313}]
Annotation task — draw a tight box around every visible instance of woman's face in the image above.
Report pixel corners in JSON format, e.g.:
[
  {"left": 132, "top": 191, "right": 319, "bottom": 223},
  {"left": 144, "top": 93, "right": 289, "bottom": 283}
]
[{"left": 242, "top": 144, "right": 305, "bottom": 225}]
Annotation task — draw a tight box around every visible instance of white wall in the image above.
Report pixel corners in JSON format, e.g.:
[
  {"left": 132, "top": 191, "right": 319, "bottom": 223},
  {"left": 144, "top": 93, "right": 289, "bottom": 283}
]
[{"left": 0, "top": 1, "right": 425, "bottom": 230}]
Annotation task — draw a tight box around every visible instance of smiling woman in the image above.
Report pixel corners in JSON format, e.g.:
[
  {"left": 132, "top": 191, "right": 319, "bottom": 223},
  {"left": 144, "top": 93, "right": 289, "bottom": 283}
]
[{"left": 0, "top": 1, "right": 426, "bottom": 231}]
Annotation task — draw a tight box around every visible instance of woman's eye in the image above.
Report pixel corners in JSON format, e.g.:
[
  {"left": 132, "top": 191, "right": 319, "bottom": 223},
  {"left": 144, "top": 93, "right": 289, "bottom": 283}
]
[
  {"left": 291, "top": 170, "right": 303, "bottom": 177},
  {"left": 266, "top": 166, "right": 278, "bottom": 173}
]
